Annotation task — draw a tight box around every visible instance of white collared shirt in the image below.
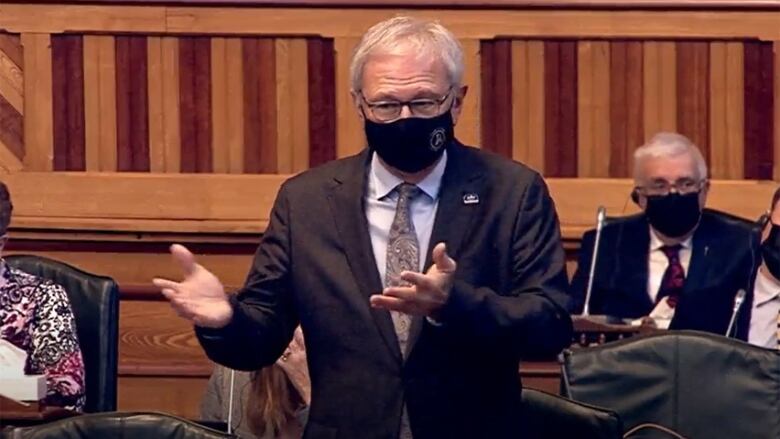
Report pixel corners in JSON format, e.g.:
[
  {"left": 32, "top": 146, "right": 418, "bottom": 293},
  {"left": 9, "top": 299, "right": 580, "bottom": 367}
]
[
  {"left": 748, "top": 267, "right": 780, "bottom": 348},
  {"left": 647, "top": 228, "right": 693, "bottom": 302},
  {"left": 365, "top": 152, "right": 447, "bottom": 287}
]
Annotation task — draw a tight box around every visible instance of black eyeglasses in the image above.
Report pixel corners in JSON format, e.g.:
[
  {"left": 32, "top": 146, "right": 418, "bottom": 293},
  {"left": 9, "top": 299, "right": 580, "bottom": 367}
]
[{"left": 359, "top": 87, "right": 453, "bottom": 122}]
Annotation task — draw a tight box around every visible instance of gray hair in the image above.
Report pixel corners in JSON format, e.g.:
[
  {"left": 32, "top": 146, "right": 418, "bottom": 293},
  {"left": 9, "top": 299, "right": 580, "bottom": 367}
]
[
  {"left": 349, "top": 16, "right": 464, "bottom": 92},
  {"left": 633, "top": 132, "right": 708, "bottom": 182}
]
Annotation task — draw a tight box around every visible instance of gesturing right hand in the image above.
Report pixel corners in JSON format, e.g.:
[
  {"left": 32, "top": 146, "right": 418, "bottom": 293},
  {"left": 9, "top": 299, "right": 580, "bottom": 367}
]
[{"left": 153, "top": 244, "right": 233, "bottom": 329}]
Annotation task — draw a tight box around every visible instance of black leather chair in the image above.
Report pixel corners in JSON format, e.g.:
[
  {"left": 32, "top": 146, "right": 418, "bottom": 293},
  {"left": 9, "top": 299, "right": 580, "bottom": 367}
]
[
  {"left": 2, "top": 412, "right": 235, "bottom": 439},
  {"left": 561, "top": 330, "right": 780, "bottom": 439},
  {"left": 5, "top": 255, "right": 119, "bottom": 413},
  {"left": 519, "top": 388, "right": 623, "bottom": 439}
]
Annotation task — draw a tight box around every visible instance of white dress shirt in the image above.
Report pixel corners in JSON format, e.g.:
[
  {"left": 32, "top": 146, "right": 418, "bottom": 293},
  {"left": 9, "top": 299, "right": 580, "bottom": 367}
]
[
  {"left": 647, "top": 228, "right": 693, "bottom": 302},
  {"left": 365, "top": 152, "right": 447, "bottom": 286},
  {"left": 748, "top": 267, "right": 780, "bottom": 348}
]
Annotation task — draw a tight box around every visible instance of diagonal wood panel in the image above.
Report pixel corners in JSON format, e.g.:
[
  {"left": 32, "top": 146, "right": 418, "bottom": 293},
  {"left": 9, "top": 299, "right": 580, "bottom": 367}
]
[{"left": 0, "top": 47, "right": 23, "bottom": 115}]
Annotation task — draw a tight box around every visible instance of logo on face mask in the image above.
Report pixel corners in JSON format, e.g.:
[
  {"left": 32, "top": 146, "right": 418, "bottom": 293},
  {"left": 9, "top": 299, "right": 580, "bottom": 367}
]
[{"left": 430, "top": 128, "right": 447, "bottom": 151}]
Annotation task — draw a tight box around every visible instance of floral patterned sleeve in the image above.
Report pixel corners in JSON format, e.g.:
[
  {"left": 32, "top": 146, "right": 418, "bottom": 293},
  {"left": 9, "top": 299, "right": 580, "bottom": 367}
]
[{"left": 27, "top": 281, "right": 86, "bottom": 411}]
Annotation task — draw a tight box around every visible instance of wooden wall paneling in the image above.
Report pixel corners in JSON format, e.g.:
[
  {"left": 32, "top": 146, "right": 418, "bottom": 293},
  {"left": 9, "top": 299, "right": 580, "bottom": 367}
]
[
  {"left": 609, "top": 41, "right": 643, "bottom": 178},
  {"left": 480, "top": 39, "right": 512, "bottom": 157},
  {"left": 0, "top": 94, "right": 23, "bottom": 172},
  {"left": 148, "top": 36, "right": 181, "bottom": 173},
  {"left": 0, "top": 4, "right": 168, "bottom": 34},
  {"left": 744, "top": 40, "right": 774, "bottom": 180},
  {"left": 511, "top": 40, "right": 545, "bottom": 173},
  {"left": 116, "top": 36, "right": 150, "bottom": 172},
  {"left": 775, "top": 41, "right": 780, "bottom": 181},
  {"left": 0, "top": 32, "right": 24, "bottom": 169},
  {"left": 334, "top": 37, "right": 364, "bottom": 158},
  {"left": 21, "top": 33, "right": 53, "bottom": 171},
  {"left": 118, "top": 376, "right": 209, "bottom": 420},
  {"left": 544, "top": 40, "right": 578, "bottom": 177},
  {"left": 178, "top": 37, "right": 212, "bottom": 173},
  {"left": 676, "top": 41, "right": 710, "bottom": 159},
  {"left": 307, "top": 38, "right": 336, "bottom": 168},
  {"left": 643, "top": 41, "right": 677, "bottom": 141},
  {"left": 210, "top": 37, "right": 244, "bottom": 174},
  {"left": 0, "top": 39, "right": 23, "bottom": 117},
  {"left": 0, "top": 34, "right": 23, "bottom": 68},
  {"left": 275, "top": 38, "right": 310, "bottom": 174},
  {"left": 709, "top": 41, "right": 744, "bottom": 179},
  {"left": 83, "top": 35, "right": 117, "bottom": 172},
  {"left": 458, "top": 38, "right": 481, "bottom": 148},
  {"left": 52, "top": 35, "right": 86, "bottom": 171},
  {"left": 577, "top": 40, "right": 610, "bottom": 177},
  {"left": 243, "top": 37, "right": 277, "bottom": 173}
]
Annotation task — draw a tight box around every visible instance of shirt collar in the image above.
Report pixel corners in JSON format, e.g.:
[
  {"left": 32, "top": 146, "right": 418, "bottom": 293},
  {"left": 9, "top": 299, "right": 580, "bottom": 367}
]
[
  {"left": 649, "top": 227, "right": 693, "bottom": 252},
  {"left": 368, "top": 151, "right": 447, "bottom": 201},
  {"left": 755, "top": 267, "right": 780, "bottom": 306}
]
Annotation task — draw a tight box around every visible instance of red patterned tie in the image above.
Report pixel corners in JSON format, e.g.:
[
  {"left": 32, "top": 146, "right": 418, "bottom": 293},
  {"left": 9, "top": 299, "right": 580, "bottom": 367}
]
[{"left": 657, "top": 245, "right": 685, "bottom": 308}]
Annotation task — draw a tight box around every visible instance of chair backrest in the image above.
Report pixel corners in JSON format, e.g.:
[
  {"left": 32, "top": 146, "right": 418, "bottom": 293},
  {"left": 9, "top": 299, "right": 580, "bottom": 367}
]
[
  {"left": 519, "top": 388, "right": 623, "bottom": 439},
  {"left": 5, "top": 255, "right": 119, "bottom": 413},
  {"left": 3, "top": 412, "right": 235, "bottom": 439},
  {"left": 561, "top": 330, "right": 780, "bottom": 439}
]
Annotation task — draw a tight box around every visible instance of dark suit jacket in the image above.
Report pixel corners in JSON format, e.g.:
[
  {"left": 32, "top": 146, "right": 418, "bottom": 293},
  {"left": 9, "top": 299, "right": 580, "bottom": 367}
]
[
  {"left": 570, "top": 210, "right": 756, "bottom": 335},
  {"left": 196, "top": 142, "right": 573, "bottom": 439}
]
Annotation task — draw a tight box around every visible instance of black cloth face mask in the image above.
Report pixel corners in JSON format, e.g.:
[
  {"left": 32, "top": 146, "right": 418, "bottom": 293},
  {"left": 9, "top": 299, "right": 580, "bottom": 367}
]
[
  {"left": 761, "top": 223, "right": 780, "bottom": 280},
  {"left": 364, "top": 110, "right": 454, "bottom": 173},
  {"left": 644, "top": 192, "right": 703, "bottom": 238}
]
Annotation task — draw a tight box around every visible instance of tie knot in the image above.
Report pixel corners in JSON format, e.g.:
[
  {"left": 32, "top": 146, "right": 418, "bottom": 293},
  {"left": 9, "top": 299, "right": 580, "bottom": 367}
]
[
  {"left": 661, "top": 244, "right": 682, "bottom": 261},
  {"left": 397, "top": 183, "right": 421, "bottom": 201}
]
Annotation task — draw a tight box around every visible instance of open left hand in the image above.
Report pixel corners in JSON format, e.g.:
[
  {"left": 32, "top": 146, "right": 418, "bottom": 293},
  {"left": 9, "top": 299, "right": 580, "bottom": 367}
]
[{"left": 370, "top": 242, "right": 457, "bottom": 318}]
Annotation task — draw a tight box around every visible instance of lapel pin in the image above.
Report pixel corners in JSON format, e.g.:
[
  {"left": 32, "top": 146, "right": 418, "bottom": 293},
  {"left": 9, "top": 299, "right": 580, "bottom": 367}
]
[{"left": 462, "top": 193, "right": 479, "bottom": 205}]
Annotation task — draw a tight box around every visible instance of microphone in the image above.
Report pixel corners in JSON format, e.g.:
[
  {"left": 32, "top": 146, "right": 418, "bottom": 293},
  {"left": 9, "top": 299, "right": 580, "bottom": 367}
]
[
  {"left": 582, "top": 206, "right": 606, "bottom": 316},
  {"left": 725, "top": 289, "right": 747, "bottom": 338},
  {"left": 227, "top": 369, "right": 236, "bottom": 434}
]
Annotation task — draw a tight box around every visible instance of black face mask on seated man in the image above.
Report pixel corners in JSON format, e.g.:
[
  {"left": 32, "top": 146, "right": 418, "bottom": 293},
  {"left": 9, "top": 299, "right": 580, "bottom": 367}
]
[
  {"left": 645, "top": 192, "right": 703, "bottom": 238},
  {"left": 761, "top": 223, "right": 780, "bottom": 280},
  {"left": 364, "top": 109, "right": 454, "bottom": 173}
]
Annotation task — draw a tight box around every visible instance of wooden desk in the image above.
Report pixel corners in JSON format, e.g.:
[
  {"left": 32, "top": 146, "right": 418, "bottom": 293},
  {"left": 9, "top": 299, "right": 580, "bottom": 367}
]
[{"left": 0, "top": 396, "right": 76, "bottom": 429}]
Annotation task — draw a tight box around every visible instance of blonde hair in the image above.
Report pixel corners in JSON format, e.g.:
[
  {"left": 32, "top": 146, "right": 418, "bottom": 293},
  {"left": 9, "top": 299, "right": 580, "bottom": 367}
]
[
  {"left": 245, "top": 365, "right": 304, "bottom": 437},
  {"left": 349, "top": 16, "right": 464, "bottom": 91},
  {"left": 633, "top": 132, "right": 708, "bottom": 182}
]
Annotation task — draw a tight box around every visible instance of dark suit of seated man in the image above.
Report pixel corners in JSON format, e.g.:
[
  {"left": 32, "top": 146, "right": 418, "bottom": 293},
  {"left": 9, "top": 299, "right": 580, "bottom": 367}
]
[{"left": 570, "top": 132, "right": 755, "bottom": 335}]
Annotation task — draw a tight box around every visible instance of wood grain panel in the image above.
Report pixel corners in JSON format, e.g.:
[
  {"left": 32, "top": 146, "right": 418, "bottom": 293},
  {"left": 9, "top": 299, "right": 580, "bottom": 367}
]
[
  {"left": 83, "top": 35, "right": 117, "bottom": 172},
  {"left": 275, "top": 38, "right": 310, "bottom": 174},
  {"left": 116, "top": 36, "right": 150, "bottom": 172},
  {"left": 52, "top": 35, "right": 86, "bottom": 171},
  {"left": 210, "top": 37, "right": 244, "bottom": 174},
  {"left": 511, "top": 40, "right": 545, "bottom": 173},
  {"left": 544, "top": 40, "right": 578, "bottom": 177},
  {"left": 480, "top": 39, "right": 512, "bottom": 157},
  {"left": 334, "top": 37, "right": 364, "bottom": 158},
  {"left": 458, "top": 38, "right": 481, "bottom": 147},
  {"left": 643, "top": 41, "right": 677, "bottom": 141},
  {"left": 21, "top": 33, "right": 53, "bottom": 171},
  {"left": 179, "top": 37, "right": 212, "bottom": 173},
  {"left": 243, "top": 38, "right": 277, "bottom": 173},
  {"left": 0, "top": 93, "right": 23, "bottom": 161},
  {"left": 118, "top": 376, "right": 209, "bottom": 420},
  {"left": 0, "top": 46, "right": 23, "bottom": 115},
  {"left": 577, "top": 40, "right": 610, "bottom": 177},
  {"left": 744, "top": 40, "right": 774, "bottom": 180},
  {"left": 0, "top": 137, "right": 23, "bottom": 172},
  {"left": 148, "top": 36, "right": 181, "bottom": 173},
  {"left": 676, "top": 41, "right": 710, "bottom": 159},
  {"left": 0, "top": 33, "right": 23, "bottom": 68},
  {"left": 709, "top": 41, "right": 744, "bottom": 179},
  {"left": 307, "top": 38, "right": 336, "bottom": 168},
  {"left": 609, "top": 41, "right": 643, "bottom": 177}
]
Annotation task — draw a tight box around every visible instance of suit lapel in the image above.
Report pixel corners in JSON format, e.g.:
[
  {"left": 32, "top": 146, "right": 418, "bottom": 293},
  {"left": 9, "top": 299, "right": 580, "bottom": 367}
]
[
  {"left": 615, "top": 218, "right": 653, "bottom": 312},
  {"left": 407, "top": 143, "right": 486, "bottom": 357},
  {"left": 326, "top": 151, "right": 402, "bottom": 362},
  {"left": 685, "top": 217, "right": 712, "bottom": 293}
]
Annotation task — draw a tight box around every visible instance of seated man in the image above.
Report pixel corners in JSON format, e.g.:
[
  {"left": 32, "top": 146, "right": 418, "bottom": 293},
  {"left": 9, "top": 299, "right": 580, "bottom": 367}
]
[
  {"left": 0, "top": 182, "right": 85, "bottom": 410},
  {"left": 738, "top": 187, "right": 780, "bottom": 348},
  {"left": 570, "top": 132, "right": 754, "bottom": 334}
]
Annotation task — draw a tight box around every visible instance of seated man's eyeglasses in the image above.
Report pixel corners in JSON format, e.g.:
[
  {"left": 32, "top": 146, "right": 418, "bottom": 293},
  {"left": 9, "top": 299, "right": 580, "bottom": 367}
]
[
  {"left": 359, "top": 87, "right": 454, "bottom": 122},
  {"left": 635, "top": 178, "right": 707, "bottom": 197}
]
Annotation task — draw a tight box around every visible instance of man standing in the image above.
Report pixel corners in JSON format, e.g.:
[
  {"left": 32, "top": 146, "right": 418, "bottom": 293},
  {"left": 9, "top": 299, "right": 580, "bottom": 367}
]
[
  {"left": 571, "top": 132, "right": 754, "bottom": 334},
  {"left": 155, "top": 16, "right": 572, "bottom": 438}
]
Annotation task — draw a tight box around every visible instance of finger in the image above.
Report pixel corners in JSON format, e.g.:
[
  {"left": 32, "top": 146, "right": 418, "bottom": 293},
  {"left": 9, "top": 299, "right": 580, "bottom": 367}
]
[
  {"left": 153, "top": 278, "right": 181, "bottom": 292},
  {"left": 370, "top": 294, "right": 411, "bottom": 313},
  {"left": 170, "top": 244, "right": 197, "bottom": 277},
  {"left": 400, "top": 271, "right": 437, "bottom": 291},
  {"left": 432, "top": 242, "right": 457, "bottom": 273},
  {"left": 382, "top": 286, "right": 418, "bottom": 301},
  {"left": 160, "top": 288, "right": 180, "bottom": 301}
]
